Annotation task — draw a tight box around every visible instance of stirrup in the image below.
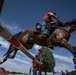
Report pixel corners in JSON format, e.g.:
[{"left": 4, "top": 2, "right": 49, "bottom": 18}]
[
  {"left": 42, "top": 34, "right": 47, "bottom": 37},
  {"left": 42, "top": 34, "right": 49, "bottom": 38}
]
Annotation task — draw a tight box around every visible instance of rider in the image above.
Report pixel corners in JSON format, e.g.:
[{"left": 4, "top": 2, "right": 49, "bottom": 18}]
[
  {"left": 36, "top": 12, "right": 60, "bottom": 35},
  {"left": 36, "top": 12, "right": 60, "bottom": 47}
]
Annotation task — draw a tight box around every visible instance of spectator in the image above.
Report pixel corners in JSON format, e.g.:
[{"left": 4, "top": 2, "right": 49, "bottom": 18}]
[
  {"left": 29, "top": 67, "right": 32, "bottom": 74},
  {"left": 32, "top": 55, "right": 40, "bottom": 75},
  {"left": 65, "top": 69, "right": 68, "bottom": 75},
  {"left": 61, "top": 70, "right": 65, "bottom": 75}
]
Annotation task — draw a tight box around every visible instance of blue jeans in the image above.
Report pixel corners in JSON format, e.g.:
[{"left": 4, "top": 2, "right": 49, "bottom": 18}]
[
  {"left": 39, "top": 20, "right": 49, "bottom": 35},
  {"left": 33, "top": 67, "right": 38, "bottom": 75}
]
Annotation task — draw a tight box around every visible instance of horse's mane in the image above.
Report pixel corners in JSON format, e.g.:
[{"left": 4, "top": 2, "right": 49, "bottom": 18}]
[{"left": 64, "top": 19, "right": 76, "bottom": 26}]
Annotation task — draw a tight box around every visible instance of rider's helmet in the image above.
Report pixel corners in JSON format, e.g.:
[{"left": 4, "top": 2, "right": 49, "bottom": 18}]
[{"left": 36, "top": 23, "right": 42, "bottom": 31}]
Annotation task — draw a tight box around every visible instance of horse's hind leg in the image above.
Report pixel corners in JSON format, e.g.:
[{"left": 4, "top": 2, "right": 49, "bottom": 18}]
[
  {"left": 0, "top": 49, "right": 14, "bottom": 64},
  {"left": 8, "top": 50, "right": 17, "bottom": 59},
  {"left": 3, "top": 44, "right": 13, "bottom": 56},
  {"left": 0, "top": 45, "right": 17, "bottom": 64}
]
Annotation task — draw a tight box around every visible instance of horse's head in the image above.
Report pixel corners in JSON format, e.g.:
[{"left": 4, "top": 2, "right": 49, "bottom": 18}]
[{"left": 64, "top": 19, "right": 76, "bottom": 33}]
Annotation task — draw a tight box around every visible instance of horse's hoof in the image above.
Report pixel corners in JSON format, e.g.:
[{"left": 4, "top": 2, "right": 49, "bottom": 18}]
[
  {"left": 8, "top": 55, "right": 12, "bottom": 59},
  {"left": 74, "top": 64, "right": 76, "bottom": 69},
  {"left": 0, "top": 60, "right": 3, "bottom": 64},
  {"left": 73, "top": 58, "right": 76, "bottom": 64},
  {"left": 9, "top": 55, "right": 14, "bottom": 59}
]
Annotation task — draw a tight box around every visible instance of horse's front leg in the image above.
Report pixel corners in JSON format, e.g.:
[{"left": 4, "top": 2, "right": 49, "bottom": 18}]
[
  {"left": 59, "top": 38, "right": 76, "bottom": 69},
  {"left": 60, "top": 39, "right": 74, "bottom": 54}
]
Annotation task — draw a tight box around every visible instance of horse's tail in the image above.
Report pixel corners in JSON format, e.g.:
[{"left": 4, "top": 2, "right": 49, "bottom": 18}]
[
  {"left": 3, "top": 31, "right": 22, "bottom": 56},
  {"left": 13, "top": 31, "right": 22, "bottom": 39}
]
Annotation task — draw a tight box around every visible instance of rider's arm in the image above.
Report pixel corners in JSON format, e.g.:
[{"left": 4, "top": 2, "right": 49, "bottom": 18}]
[
  {"left": 49, "top": 12, "right": 60, "bottom": 22},
  {"left": 52, "top": 15, "right": 60, "bottom": 22}
]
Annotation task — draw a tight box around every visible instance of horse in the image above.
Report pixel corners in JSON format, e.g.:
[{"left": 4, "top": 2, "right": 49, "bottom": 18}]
[{"left": 0, "top": 19, "right": 76, "bottom": 68}]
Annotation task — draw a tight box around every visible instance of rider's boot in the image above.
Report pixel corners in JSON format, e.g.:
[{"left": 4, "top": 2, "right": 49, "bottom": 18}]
[
  {"left": 47, "top": 38, "right": 54, "bottom": 50},
  {"left": 38, "top": 29, "right": 49, "bottom": 39},
  {"left": 42, "top": 29, "right": 49, "bottom": 38}
]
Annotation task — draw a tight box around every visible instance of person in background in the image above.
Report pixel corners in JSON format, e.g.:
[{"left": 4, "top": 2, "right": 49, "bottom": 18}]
[
  {"left": 32, "top": 55, "right": 40, "bottom": 75},
  {"left": 29, "top": 66, "right": 32, "bottom": 74},
  {"left": 65, "top": 69, "right": 68, "bottom": 75},
  {"left": 61, "top": 70, "right": 65, "bottom": 75}
]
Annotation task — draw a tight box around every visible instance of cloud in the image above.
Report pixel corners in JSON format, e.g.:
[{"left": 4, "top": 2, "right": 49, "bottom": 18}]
[
  {"left": 0, "top": 37, "right": 10, "bottom": 49},
  {"left": 14, "top": 57, "right": 30, "bottom": 65},
  {"left": 0, "top": 21, "right": 23, "bottom": 49},
  {"left": 55, "top": 63, "right": 75, "bottom": 72},
  {"left": 5, "top": 24, "right": 22, "bottom": 33},
  {"left": 53, "top": 53, "right": 73, "bottom": 64},
  {"left": 1, "top": 59, "right": 31, "bottom": 73},
  {"left": 1, "top": 21, "right": 23, "bottom": 34},
  {"left": 17, "top": 50, "right": 36, "bottom": 58},
  {"left": 0, "top": 55, "right": 31, "bottom": 73},
  {"left": 34, "top": 44, "right": 42, "bottom": 50}
]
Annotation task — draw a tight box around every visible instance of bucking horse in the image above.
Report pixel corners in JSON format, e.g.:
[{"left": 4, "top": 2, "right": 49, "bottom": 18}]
[{"left": 0, "top": 19, "right": 76, "bottom": 69}]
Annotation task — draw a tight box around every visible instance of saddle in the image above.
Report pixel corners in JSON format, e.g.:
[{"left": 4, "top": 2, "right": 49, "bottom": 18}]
[{"left": 35, "top": 22, "right": 56, "bottom": 38}]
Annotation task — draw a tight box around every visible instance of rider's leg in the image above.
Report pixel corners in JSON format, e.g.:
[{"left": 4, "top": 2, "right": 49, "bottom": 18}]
[
  {"left": 46, "top": 36, "right": 54, "bottom": 49},
  {"left": 33, "top": 67, "right": 38, "bottom": 75},
  {"left": 8, "top": 50, "right": 17, "bottom": 59},
  {"left": 38, "top": 20, "right": 47, "bottom": 34},
  {"left": 36, "top": 20, "right": 50, "bottom": 38},
  {"left": 45, "top": 25, "right": 53, "bottom": 48},
  {"left": 47, "top": 37, "right": 52, "bottom": 47}
]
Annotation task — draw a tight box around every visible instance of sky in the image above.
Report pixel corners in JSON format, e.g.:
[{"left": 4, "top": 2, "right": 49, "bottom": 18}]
[{"left": 0, "top": 0, "right": 76, "bottom": 74}]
